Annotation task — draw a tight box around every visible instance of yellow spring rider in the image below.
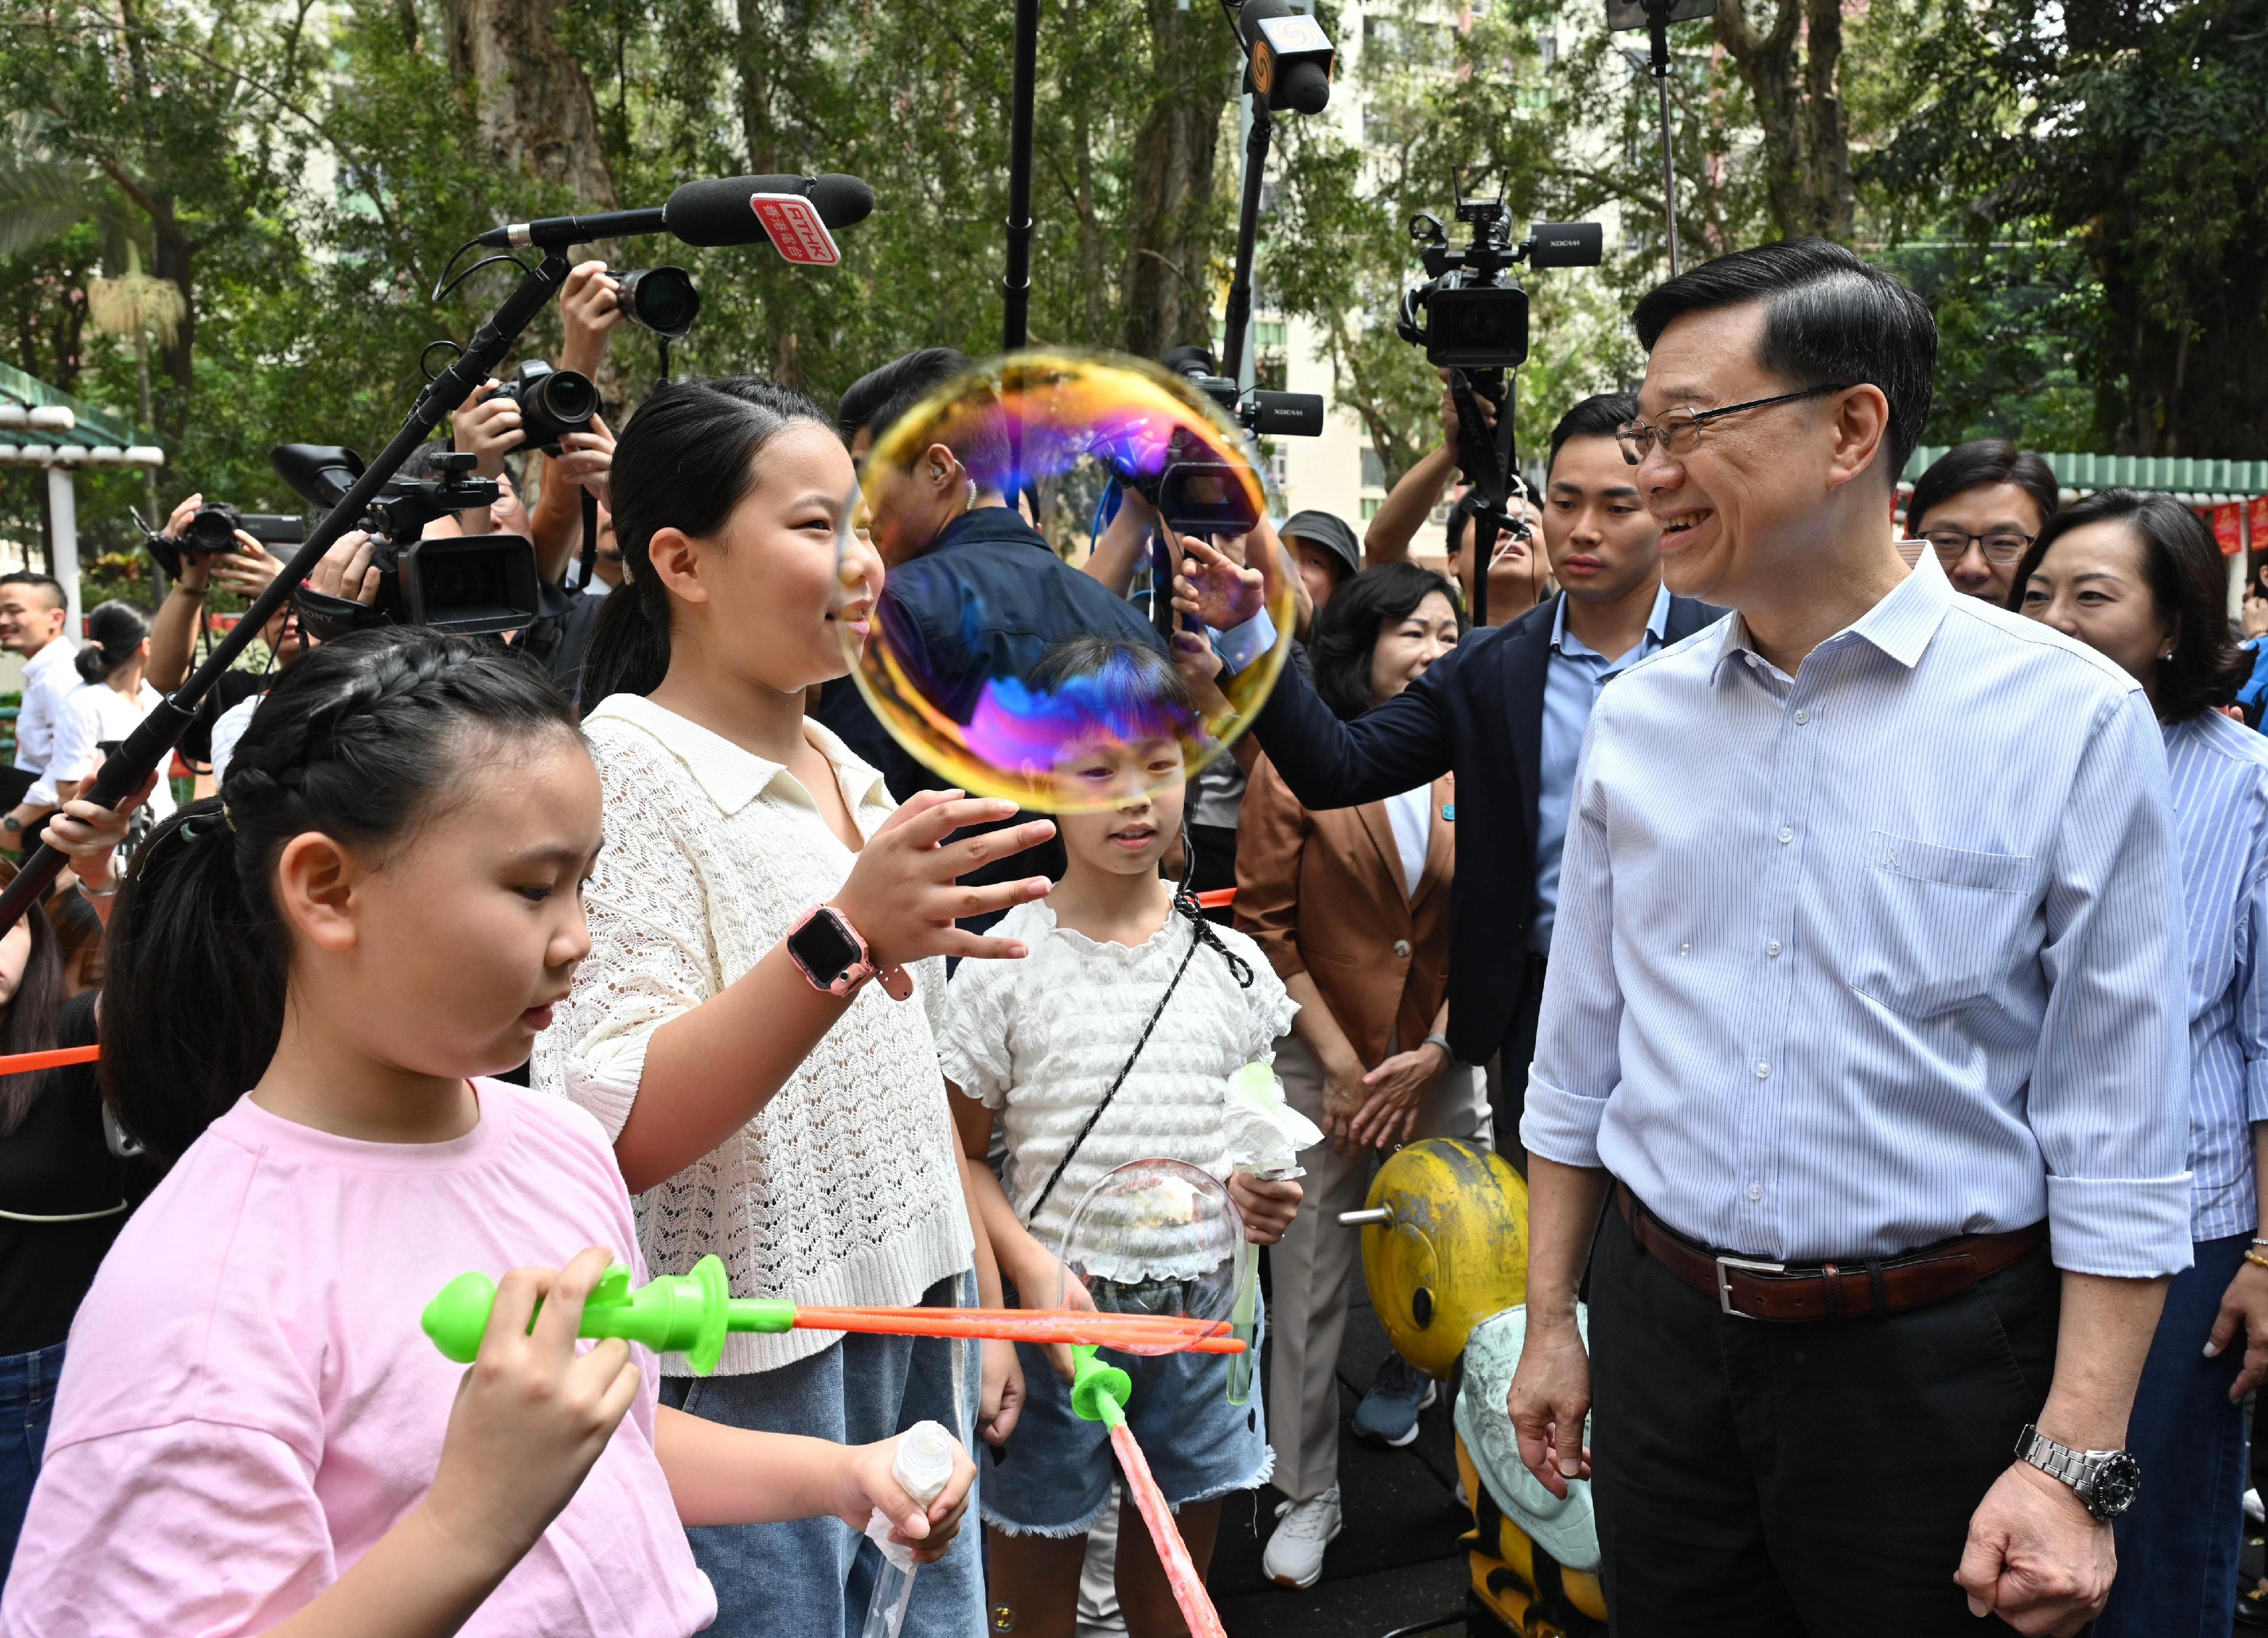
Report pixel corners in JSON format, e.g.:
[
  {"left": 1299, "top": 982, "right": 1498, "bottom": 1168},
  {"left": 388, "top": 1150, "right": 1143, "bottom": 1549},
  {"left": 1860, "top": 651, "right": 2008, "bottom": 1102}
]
[{"left": 1343, "top": 1140, "right": 1607, "bottom": 1638}]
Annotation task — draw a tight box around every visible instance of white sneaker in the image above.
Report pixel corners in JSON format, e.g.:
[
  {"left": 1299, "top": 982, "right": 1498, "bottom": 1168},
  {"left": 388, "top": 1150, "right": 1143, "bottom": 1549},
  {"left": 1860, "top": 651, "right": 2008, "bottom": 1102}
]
[{"left": 1262, "top": 1486, "right": 1343, "bottom": 1589}]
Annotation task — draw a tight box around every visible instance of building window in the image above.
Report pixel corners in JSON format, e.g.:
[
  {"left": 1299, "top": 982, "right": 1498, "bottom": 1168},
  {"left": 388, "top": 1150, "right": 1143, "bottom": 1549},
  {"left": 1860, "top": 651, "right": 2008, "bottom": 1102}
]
[
  {"left": 1360, "top": 446, "right": 1387, "bottom": 490},
  {"left": 1361, "top": 497, "right": 1384, "bottom": 521}
]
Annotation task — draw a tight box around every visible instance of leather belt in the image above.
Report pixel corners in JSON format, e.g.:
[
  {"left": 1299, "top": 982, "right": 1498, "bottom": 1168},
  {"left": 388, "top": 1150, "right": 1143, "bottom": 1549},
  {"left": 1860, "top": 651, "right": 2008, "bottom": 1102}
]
[{"left": 1614, "top": 1184, "right": 2047, "bottom": 1323}]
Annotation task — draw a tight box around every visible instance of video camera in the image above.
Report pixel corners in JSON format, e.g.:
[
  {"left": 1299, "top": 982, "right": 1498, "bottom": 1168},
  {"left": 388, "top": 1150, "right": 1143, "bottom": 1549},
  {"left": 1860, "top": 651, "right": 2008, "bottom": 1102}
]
[
  {"left": 271, "top": 442, "right": 542, "bottom": 640},
  {"left": 1395, "top": 197, "right": 1601, "bottom": 624},
  {"left": 1397, "top": 204, "right": 1602, "bottom": 371},
  {"left": 1162, "top": 346, "right": 1325, "bottom": 440}
]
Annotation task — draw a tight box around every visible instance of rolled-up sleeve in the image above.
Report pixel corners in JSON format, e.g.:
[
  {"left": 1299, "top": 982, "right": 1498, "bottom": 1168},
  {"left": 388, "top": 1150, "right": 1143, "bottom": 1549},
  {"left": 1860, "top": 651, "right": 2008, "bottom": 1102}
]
[
  {"left": 2241, "top": 854, "right": 2268, "bottom": 1125},
  {"left": 1520, "top": 738, "right": 1623, "bottom": 1169},
  {"left": 2031, "top": 692, "right": 2193, "bottom": 1277}
]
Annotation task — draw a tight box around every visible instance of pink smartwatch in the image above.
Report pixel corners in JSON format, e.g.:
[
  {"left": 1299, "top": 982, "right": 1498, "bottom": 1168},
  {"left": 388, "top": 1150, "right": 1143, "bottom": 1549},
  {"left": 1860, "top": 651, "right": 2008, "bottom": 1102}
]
[{"left": 785, "top": 904, "right": 911, "bottom": 1001}]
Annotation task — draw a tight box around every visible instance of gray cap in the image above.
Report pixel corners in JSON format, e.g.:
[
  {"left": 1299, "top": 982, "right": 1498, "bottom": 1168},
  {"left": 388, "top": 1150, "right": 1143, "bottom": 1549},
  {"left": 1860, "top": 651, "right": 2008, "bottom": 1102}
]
[{"left": 1279, "top": 509, "right": 1361, "bottom": 579}]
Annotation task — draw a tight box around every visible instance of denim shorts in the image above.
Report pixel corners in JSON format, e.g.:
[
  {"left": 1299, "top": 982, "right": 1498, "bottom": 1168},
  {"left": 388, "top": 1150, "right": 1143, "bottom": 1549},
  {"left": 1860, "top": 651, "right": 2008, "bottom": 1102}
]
[{"left": 983, "top": 1310, "right": 1271, "bottom": 1537}]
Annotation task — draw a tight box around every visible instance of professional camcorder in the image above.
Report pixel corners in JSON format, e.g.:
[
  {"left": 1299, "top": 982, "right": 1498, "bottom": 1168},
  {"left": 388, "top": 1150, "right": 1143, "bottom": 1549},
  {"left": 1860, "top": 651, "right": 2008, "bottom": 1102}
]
[
  {"left": 492, "top": 360, "right": 602, "bottom": 454},
  {"left": 1397, "top": 204, "right": 1602, "bottom": 371},
  {"left": 1395, "top": 196, "right": 1602, "bottom": 624},
  {"left": 272, "top": 442, "right": 542, "bottom": 640},
  {"left": 1162, "top": 345, "right": 1325, "bottom": 440}
]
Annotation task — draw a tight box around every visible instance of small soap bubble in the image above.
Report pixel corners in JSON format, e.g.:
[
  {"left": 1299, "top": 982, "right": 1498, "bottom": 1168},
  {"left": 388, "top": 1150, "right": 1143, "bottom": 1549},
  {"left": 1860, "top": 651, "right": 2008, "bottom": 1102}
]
[
  {"left": 1056, "top": 1158, "right": 1246, "bottom": 1355},
  {"left": 836, "top": 352, "right": 1297, "bottom": 813}
]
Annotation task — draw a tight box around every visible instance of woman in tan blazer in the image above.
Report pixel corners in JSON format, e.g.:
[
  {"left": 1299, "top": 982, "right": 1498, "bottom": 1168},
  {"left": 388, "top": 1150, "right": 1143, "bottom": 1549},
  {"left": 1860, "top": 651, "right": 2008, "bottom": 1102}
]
[{"left": 1234, "top": 561, "right": 1491, "bottom": 1588}]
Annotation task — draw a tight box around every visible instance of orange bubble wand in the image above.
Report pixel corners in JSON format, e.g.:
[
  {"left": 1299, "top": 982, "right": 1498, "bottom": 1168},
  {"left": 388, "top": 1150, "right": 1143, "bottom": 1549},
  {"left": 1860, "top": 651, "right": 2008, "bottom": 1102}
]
[{"left": 421, "top": 1255, "right": 1242, "bottom": 1375}]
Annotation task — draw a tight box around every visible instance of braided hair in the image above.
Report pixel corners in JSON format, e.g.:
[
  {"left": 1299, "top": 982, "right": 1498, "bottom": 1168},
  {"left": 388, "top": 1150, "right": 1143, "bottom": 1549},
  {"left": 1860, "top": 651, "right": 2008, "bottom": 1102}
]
[{"left": 100, "top": 629, "right": 579, "bottom": 1161}]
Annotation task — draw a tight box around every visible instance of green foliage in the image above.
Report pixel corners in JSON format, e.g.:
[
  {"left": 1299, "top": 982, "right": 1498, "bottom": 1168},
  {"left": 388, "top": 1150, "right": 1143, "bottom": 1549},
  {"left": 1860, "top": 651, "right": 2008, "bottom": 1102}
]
[{"left": 0, "top": 0, "right": 2256, "bottom": 585}]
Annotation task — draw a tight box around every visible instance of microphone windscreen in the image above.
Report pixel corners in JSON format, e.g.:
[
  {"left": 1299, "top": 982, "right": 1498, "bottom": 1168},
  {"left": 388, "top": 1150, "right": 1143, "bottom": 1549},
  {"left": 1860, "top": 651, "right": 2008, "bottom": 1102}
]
[
  {"left": 665, "top": 172, "right": 875, "bottom": 247},
  {"left": 805, "top": 173, "right": 876, "bottom": 228}
]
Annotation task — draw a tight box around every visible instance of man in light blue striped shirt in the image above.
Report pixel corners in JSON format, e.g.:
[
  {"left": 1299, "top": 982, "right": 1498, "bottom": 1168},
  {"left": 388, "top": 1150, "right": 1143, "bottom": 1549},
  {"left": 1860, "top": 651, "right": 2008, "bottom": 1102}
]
[{"left": 1507, "top": 241, "right": 2189, "bottom": 1637}]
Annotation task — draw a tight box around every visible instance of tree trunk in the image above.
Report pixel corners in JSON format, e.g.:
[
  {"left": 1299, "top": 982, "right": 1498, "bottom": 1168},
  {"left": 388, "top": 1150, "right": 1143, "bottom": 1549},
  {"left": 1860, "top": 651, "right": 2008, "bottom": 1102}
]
[
  {"left": 444, "top": 0, "right": 619, "bottom": 208},
  {"left": 1118, "top": 0, "right": 1238, "bottom": 360},
  {"left": 735, "top": 0, "right": 778, "bottom": 175},
  {"left": 1714, "top": 0, "right": 1851, "bottom": 242},
  {"left": 1799, "top": 0, "right": 1853, "bottom": 239}
]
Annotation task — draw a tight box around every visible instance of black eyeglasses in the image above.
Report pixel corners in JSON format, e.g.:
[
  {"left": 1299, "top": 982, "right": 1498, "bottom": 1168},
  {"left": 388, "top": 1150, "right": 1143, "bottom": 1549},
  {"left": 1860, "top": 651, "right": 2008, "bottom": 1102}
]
[
  {"left": 1615, "top": 383, "right": 1855, "bottom": 465},
  {"left": 1923, "top": 528, "right": 2034, "bottom": 567}
]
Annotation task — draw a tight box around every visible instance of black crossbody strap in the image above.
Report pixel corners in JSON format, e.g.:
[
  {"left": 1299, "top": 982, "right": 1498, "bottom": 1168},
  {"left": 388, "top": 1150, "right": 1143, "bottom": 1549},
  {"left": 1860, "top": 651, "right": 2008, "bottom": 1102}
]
[{"left": 1022, "top": 912, "right": 1205, "bottom": 1230}]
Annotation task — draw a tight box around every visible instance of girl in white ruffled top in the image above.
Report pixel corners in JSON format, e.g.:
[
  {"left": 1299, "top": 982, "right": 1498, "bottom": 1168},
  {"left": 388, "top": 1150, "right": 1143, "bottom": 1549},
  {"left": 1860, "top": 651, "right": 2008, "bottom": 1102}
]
[
  {"left": 938, "top": 636, "right": 1302, "bottom": 1638},
  {"left": 534, "top": 376, "right": 1060, "bottom": 1638}
]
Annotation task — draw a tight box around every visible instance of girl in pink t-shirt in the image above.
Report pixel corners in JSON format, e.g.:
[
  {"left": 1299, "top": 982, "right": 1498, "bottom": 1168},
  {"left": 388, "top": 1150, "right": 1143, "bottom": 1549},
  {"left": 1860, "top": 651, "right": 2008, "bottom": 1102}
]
[{"left": 2, "top": 630, "right": 974, "bottom": 1638}]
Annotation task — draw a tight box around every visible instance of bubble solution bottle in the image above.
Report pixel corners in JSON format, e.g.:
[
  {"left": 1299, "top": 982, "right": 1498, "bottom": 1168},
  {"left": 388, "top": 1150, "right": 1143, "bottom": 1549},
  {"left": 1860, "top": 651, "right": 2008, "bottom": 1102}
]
[{"left": 858, "top": 1420, "right": 959, "bottom": 1638}]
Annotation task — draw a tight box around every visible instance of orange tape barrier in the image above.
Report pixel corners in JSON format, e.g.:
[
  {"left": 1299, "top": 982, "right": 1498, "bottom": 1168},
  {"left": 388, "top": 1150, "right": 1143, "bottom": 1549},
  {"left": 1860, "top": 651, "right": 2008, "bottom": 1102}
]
[
  {"left": 1192, "top": 888, "right": 1235, "bottom": 909},
  {"left": 0, "top": 1044, "right": 99, "bottom": 1075}
]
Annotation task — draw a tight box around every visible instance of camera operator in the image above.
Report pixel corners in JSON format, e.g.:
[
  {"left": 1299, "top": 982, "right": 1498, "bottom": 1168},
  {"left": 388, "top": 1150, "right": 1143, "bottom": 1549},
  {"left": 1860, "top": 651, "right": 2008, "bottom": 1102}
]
[
  {"left": 145, "top": 492, "right": 289, "bottom": 695},
  {"left": 0, "top": 573, "right": 74, "bottom": 854},
  {"left": 1366, "top": 383, "right": 1545, "bottom": 627}
]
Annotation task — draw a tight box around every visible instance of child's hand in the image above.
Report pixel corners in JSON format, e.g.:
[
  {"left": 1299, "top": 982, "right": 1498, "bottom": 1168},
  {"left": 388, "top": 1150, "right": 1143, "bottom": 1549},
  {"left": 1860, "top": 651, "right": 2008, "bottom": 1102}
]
[
  {"left": 830, "top": 790, "right": 1057, "bottom": 968},
  {"left": 835, "top": 1434, "right": 978, "bottom": 1564},
  {"left": 1002, "top": 1239, "right": 1095, "bottom": 1383},
  {"left": 1228, "top": 1173, "right": 1303, "bottom": 1245},
  {"left": 979, "top": 1336, "right": 1025, "bottom": 1446},
  {"left": 420, "top": 1246, "right": 642, "bottom": 1572}
]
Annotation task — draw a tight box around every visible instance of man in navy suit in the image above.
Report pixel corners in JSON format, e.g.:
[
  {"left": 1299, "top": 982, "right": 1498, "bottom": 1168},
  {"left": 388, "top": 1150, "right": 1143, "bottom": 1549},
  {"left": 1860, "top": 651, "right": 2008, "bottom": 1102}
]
[{"left": 1204, "top": 393, "right": 1725, "bottom": 1142}]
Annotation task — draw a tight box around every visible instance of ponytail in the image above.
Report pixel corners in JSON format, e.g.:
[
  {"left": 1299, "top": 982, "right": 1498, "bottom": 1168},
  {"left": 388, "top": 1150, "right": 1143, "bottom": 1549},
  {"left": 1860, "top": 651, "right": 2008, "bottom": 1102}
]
[
  {"left": 581, "top": 375, "right": 833, "bottom": 711},
  {"left": 75, "top": 600, "right": 153, "bottom": 685},
  {"left": 100, "top": 629, "right": 579, "bottom": 1161},
  {"left": 0, "top": 859, "right": 64, "bottom": 1137}
]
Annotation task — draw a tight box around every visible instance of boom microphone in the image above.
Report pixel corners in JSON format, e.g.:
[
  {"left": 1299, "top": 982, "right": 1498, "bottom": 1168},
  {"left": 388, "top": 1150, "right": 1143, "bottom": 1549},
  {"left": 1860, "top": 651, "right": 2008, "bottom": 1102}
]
[
  {"left": 473, "top": 173, "right": 875, "bottom": 251},
  {"left": 1236, "top": 0, "right": 1334, "bottom": 115}
]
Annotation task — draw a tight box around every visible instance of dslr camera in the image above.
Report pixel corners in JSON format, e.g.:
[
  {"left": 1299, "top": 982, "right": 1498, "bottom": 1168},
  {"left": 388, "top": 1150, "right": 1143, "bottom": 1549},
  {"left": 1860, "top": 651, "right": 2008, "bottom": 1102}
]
[
  {"left": 271, "top": 443, "right": 542, "bottom": 640},
  {"left": 1397, "top": 203, "right": 1602, "bottom": 370},
  {"left": 138, "top": 501, "right": 306, "bottom": 580},
  {"left": 491, "top": 359, "right": 602, "bottom": 454}
]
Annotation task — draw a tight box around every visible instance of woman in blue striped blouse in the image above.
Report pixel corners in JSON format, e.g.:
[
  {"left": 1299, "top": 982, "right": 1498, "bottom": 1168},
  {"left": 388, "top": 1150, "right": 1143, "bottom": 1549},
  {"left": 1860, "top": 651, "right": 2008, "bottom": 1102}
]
[{"left": 2013, "top": 487, "right": 2267, "bottom": 1636}]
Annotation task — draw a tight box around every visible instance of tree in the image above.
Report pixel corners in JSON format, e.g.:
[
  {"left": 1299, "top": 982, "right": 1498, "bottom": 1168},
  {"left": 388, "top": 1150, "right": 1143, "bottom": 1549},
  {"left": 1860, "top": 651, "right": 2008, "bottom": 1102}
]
[
  {"left": 445, "top": 0, "right": 617, "bottom": 206},
  {"left": 1874, "top": 0, "right": 2268, "bottom": 456},
  {"left": 1713, "top": 0, "right": 1854, "bottom": 242}
]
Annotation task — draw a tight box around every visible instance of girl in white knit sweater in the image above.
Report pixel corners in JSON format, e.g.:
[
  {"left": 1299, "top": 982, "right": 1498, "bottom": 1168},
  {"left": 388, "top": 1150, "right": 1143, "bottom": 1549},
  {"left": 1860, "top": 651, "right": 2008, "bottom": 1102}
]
[
  {"left": 534, "top": 377, "right": 1057, "bottom": 1638},
  {"left": 938, "top": 637, "right": 1302, "bottom": 1638}
]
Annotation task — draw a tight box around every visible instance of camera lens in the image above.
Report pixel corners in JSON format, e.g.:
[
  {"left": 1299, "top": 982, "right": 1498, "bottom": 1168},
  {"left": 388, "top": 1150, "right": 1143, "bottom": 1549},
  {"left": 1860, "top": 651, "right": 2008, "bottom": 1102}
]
[
  {"left": 533, "top": 370, "right": 599, "bottom": 426},
  {"left": 624, "top": 267, "right": 701, "bottom": 338}
]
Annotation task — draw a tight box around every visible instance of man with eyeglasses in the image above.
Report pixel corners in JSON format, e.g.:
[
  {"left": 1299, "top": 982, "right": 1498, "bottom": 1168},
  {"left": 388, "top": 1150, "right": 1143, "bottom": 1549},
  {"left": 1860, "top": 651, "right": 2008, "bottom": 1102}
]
[
  {"left": 1507, "top": 240, "right": 2186, "bottom": 1636},
  {"left": 1906, "top": 439, "right": 2063, "bottom": 603}
]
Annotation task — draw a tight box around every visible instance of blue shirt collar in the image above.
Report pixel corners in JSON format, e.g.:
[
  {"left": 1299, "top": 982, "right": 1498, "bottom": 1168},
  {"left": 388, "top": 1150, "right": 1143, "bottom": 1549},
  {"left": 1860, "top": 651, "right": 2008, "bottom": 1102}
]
[
  {"left": 1551, "top": 581, "right": 1673, "bottom": 662},
  {"left": 1708, "top": 540, "right": 1952, "bottom": 686}
]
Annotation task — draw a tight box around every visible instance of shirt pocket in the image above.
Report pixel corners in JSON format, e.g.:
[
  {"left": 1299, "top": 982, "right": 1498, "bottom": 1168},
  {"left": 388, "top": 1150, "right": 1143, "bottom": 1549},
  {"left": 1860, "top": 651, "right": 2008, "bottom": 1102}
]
[{"left": 1846, "top": 830, "right": 2035, "bottom": 1018}]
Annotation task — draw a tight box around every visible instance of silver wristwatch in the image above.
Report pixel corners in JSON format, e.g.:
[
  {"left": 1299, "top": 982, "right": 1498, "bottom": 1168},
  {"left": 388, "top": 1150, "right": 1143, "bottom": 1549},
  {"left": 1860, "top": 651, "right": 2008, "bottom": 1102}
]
[{"left": 2014, "top": 1423, "right": 2140, "bottom": 1522}]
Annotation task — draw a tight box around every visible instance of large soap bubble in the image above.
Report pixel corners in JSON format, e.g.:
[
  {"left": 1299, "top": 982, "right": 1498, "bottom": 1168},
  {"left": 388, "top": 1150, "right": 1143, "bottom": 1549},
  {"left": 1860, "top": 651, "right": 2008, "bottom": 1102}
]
[
  {"left": 837, "top": 352, "right": 1297, "bottom": 814},
  {"left": 1056, "top": 1158, "right": 1247, "bottom": 1356}
]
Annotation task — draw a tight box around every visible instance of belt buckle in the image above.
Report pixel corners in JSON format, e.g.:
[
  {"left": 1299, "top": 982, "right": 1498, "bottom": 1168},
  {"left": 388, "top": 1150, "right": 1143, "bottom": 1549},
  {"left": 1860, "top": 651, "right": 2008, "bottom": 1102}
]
[{"left": 1714, "top": 1254, "right": 1787, "bottom": 1319}]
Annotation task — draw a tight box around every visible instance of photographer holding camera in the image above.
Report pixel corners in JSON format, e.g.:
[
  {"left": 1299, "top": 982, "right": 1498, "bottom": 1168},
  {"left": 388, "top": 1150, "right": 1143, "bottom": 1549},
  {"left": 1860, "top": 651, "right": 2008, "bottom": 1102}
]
[
  {"left": 146, "top": 492, "right": 289, "bottom": 695},
  {"left": 1365, "top": 383, "right": 1545, "bottom": 629}
]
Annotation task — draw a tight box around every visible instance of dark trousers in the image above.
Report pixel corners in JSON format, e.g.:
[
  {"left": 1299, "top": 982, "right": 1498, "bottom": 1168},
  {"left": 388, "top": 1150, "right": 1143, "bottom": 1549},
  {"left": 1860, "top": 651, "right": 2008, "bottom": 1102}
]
[
  {"left": 2095, "top": 1233, "right": 2248, "bottom": 1637},
  {"left": 1588, "top": 1198, "right": 2059, "bottom": 1636},
  {"left": 1492, "top": 953, "right": 1547, "bottom": 1154},
  {"left": 0, "top": 1340, "right": 64, "bottom": 1586}
]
